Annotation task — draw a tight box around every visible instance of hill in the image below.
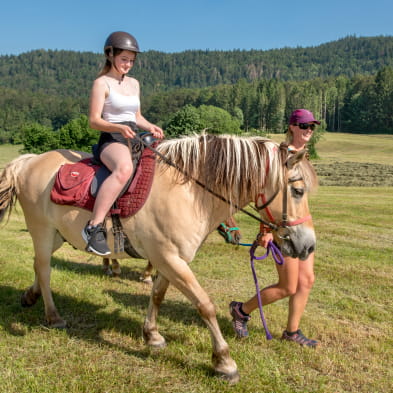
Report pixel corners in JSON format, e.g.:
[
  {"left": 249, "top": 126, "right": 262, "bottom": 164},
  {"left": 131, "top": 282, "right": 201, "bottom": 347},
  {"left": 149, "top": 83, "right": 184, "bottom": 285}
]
[
  {"left": 0, "top": 35, "right": 392, "bottom": 141},
  {"left": 0, "top": 35, "right": 392, "bottom": 97}
]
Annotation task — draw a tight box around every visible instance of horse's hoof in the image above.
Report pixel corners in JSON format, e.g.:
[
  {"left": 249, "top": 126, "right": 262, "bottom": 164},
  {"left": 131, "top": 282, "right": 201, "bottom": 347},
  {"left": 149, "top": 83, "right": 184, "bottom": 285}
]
[
  {"left": 21, "top": 295, "right": 33, "bottom": 308},
  {"left": 21, "top": 292, "right": 40, "bottom": 308},
  {"left": 140, "top": 277, "right": 153, "bottom": 285},
  {"left": 216, "top": 370, "right": 240, "bottom": 384},
  {"left": 48, "top": 319, "right": 67, "bottom": 329},
  {"left": 149, "top": 341, "right": 167, "bottom": 349},
  {"left": 103, "top": 268, "right": 113, "bottom": 277},
  {"left": 143, "top": 331, "right": 167, "bottom": 348}
]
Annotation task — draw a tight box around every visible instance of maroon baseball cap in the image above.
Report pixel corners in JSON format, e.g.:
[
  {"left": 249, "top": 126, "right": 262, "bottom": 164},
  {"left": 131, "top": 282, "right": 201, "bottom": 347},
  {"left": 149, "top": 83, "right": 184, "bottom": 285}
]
[{"left": 289, "top": 109, "right": 321, "bottom": 125}]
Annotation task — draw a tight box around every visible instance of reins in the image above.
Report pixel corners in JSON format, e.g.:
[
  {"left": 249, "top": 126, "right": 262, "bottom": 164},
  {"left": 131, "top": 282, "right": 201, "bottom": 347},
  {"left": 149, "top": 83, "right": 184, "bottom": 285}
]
[
  {"left": 133, "top": 133, "right": 278, "bottom": 230},
  {"left": 249, "top": 239, "right": 284, "bottom": 340}
]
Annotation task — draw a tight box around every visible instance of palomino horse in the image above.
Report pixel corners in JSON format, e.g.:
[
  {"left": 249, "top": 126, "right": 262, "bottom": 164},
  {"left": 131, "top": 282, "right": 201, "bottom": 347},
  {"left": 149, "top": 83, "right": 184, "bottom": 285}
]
[
  {"left": 103, "top": 216, "right": 242, "bottom": 280},
  {"left": 0, "top": 134, "right": 317, "bottom": 383}
]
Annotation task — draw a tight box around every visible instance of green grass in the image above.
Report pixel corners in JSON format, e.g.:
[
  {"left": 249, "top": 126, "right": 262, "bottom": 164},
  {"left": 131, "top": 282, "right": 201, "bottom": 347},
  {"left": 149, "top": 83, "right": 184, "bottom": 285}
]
[
  {"left": 0, "top": 136, "right": 392, "bottom": 393},
  {"left": 0, "top": 144, "right": 22, "bottom": 169}
]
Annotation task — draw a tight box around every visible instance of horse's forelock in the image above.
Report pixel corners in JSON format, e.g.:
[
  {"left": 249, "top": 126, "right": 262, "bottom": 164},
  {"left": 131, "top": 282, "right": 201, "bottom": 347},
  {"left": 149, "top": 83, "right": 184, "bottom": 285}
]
[
  {"left": 298, "top": 159, "right": 318, "bottom": 192},
  {"left": 157, "top": 134, "right": 284, "bottom": 205}
]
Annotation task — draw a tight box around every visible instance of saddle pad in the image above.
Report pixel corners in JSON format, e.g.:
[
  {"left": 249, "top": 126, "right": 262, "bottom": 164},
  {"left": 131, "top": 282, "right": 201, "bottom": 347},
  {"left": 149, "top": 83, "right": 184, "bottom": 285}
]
[{"left": 50, "top": 144, "right": 157, "bottom": 217}]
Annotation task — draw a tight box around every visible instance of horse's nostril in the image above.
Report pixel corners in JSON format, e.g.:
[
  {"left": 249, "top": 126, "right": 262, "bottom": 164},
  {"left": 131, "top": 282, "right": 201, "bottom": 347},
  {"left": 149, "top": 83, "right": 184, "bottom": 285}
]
[{"left": 308, "top": 245, "right": 315, "bottom": 254}]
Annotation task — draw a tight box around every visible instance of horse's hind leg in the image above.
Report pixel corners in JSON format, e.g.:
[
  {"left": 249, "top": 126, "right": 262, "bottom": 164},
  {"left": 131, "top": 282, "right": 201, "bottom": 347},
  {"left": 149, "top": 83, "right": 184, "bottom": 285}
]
[
  {"left": 102, "top": 258, "right": 111, "bottom": 276},
  {"left": 144, "top": 255, "right": 239, "bottom": 383},
  {"left": 102, "top": 258, "right": 121, "bottom": 277},
  {"left": 140, "top": 260, "right": 154, "bottom": 284},
  {"left": 143, "top": 273, "right": 169, "bottom": 347},
  {"left": 22, "top": 229, "right": 66, "bottom": 328},
  {"left": 111, "top": 259, "right": 121, "bottom": 276}
]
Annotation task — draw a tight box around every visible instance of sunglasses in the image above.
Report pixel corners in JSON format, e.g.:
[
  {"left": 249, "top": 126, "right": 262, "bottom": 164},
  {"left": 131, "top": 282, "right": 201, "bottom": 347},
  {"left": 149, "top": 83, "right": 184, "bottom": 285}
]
[{"left": 295, "top": 123, "right": 316, "bottom": 131}]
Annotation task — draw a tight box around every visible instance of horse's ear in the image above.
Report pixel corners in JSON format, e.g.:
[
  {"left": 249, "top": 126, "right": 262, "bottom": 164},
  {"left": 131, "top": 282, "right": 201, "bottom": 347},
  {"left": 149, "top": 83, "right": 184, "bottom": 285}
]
[{"left": 286, "top": 149, "right": 307, "bottom": 169}]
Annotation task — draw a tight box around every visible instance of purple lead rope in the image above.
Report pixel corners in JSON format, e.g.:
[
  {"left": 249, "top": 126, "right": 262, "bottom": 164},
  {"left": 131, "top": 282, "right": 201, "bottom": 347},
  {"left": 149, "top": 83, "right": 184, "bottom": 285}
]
[{"left": 249, "top": 240, "right": 284, "bottom": 340}]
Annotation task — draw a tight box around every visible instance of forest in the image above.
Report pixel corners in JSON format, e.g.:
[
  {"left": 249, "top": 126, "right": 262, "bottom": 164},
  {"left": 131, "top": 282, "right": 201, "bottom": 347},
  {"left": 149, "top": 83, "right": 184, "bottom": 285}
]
[{"left": 0, "top": 35, "right": 392, "bottom": 146}]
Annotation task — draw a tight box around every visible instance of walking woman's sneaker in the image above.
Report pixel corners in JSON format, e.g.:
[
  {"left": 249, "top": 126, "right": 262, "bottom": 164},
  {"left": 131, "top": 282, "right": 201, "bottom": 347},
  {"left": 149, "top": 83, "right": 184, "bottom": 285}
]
[
  {"left": 281, "top": 329, "right": 319, "bottom": 348},
  {"left": 82, "top": 222, "right": 111, "bottom": 256},
  {"left": 229, "top": 301, "right": 251, "bottom": 338}
]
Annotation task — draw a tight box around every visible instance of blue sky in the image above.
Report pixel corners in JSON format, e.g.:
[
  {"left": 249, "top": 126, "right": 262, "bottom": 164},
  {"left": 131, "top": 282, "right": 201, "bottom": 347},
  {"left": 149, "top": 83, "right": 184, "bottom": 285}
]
[{"left": 1, "top": 0, "right": 392, "bottom": 55}]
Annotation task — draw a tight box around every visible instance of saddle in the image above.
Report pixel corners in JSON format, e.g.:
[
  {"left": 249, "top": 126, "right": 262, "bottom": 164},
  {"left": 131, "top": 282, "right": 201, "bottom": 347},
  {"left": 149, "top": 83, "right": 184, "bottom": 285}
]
[{"left": 50, "top": 137, "right": 158, "bottom": 218}]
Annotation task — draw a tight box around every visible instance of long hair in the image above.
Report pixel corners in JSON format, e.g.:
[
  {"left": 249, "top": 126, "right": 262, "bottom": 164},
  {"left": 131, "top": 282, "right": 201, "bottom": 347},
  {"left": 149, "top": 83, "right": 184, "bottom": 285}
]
[{"left": 97, "top": 48, "right": 127, "bottom": 77}]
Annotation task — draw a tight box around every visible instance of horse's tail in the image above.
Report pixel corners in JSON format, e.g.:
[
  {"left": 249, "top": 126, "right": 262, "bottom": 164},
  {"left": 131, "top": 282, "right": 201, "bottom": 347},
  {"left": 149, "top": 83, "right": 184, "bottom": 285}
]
[{"left": 0, "top": 154, "right": 36, "bottom": 223}]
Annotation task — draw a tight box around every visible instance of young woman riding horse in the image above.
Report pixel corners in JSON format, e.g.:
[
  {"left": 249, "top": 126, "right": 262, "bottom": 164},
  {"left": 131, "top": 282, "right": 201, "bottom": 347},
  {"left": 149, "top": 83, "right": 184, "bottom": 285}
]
[{"left": 82, "top": 31, "right": 164, "bottom": 256}]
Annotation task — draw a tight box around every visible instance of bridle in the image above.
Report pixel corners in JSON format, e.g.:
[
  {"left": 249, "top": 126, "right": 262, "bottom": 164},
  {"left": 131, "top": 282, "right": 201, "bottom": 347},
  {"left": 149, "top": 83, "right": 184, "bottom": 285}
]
[{"left": 254, "top": 143, "right": 312, "bottom": 238}]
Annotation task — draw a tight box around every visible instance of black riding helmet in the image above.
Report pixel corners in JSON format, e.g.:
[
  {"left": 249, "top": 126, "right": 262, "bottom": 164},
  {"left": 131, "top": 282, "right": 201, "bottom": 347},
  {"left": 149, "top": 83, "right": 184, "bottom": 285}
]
[{"left": 104, "top": 31, "right": 141, "bottom": 58}]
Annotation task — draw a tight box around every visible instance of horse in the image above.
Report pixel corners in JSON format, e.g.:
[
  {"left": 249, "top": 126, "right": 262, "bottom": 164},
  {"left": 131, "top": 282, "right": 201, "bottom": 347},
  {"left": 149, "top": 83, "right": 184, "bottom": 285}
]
[
  {"left": 102, "top": 216, "right": 242, "bottom": 280},
  {"left": 0, "top": 134, "right": 317, "bottom": 383}
]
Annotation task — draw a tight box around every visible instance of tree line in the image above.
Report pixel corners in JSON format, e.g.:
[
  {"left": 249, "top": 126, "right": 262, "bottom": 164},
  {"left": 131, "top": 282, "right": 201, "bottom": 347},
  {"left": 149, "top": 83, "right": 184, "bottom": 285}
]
[
  {"left": 144, "top": 66, "right": 393, "bottom": 134},
  {"left": 0, "top": 35, "right": 392, "bottom": 146}
]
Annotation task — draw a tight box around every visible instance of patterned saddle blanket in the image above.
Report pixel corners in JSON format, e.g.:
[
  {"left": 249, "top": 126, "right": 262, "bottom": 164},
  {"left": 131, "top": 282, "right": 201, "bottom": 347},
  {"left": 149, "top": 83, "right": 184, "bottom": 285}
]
[{"left": 50, "top": 144, "right": 157, "bottom": 218}]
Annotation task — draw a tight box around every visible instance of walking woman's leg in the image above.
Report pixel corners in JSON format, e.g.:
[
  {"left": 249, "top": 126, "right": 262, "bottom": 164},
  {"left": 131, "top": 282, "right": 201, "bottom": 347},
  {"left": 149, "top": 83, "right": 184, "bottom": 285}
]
[
  {"left": 286, "top": 253, "right": 315, "bottom": 332},
  {"left": 242, "top": 258, "right": 300, "bottom": 315}
]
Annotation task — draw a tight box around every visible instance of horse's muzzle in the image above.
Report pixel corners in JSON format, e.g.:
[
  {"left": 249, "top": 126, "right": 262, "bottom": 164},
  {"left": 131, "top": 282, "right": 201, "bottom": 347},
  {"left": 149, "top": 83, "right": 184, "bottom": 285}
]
[{"left": 277, "top": 226, "right": 316, "bottom": 260}]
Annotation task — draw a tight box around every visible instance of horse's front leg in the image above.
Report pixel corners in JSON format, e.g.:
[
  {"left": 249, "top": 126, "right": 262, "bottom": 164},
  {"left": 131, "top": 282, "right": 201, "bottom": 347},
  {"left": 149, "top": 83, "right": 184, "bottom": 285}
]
[
  {"left": 143, "top": 273, "right": 169, "bottom": 347},
  {"left": 149, "top": 255, "right": 239, "bottom": 383}
]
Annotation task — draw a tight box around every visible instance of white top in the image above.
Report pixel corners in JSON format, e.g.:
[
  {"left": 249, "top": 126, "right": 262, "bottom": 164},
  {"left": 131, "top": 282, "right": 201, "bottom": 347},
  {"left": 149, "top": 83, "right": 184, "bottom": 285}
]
[{"left": 102, "top": 87, "right": 140, "bottom": 123}]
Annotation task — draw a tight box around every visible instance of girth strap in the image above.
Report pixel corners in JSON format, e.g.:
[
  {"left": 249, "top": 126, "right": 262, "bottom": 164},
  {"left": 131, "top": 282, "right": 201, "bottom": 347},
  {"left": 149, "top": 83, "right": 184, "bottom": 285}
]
[{"left": 111, "top": 212, "right": 142, "bottom": 258}]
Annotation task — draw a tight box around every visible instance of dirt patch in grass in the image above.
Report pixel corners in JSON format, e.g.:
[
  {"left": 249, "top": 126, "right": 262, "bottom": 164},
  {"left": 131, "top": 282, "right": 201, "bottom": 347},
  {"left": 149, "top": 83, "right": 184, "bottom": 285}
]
[{"left": 313, "top": 161, "right": 393, "bottom": 187}]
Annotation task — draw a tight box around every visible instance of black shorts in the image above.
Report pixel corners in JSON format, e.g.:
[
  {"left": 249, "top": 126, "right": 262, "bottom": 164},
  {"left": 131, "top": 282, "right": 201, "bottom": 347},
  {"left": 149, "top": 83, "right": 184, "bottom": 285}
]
[{"left": 93, "top": 121, "right": 139, "bottom": 162}]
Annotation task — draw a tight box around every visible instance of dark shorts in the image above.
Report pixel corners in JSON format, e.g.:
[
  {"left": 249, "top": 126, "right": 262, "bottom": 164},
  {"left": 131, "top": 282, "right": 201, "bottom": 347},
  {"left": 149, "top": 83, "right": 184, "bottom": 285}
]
[{"left": 93, "top": 121, "right": 139, "bottom": 162}]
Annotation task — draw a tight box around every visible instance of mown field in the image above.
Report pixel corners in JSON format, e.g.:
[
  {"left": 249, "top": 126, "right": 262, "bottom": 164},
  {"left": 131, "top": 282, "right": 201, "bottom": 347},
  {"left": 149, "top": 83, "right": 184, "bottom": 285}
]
[{"left": 0, "top": 134, "right": 392, "bottom": 393}]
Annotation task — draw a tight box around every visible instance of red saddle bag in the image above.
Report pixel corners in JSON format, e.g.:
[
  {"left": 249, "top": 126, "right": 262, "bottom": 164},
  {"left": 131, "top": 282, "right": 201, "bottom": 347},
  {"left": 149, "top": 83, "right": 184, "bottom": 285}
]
[
  {"left": 50, "top": 144, "right": 157, "bottom": 217},
  {"left": 51, "top": 158, "right": 97, "bottom": 207}
]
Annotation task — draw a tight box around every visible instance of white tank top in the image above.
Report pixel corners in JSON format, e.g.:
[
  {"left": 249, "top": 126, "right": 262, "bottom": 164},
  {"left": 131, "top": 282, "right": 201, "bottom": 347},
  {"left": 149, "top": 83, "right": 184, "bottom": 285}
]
[{"left": 102, "top": 85, "right": 140, "bottom": 123}]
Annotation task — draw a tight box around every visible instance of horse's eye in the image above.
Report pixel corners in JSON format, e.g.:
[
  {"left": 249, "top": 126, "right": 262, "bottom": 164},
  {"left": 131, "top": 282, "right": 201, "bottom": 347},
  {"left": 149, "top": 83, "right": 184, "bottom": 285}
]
[{"left": 291, "top": 187, "right": 304, "bottom": 198}]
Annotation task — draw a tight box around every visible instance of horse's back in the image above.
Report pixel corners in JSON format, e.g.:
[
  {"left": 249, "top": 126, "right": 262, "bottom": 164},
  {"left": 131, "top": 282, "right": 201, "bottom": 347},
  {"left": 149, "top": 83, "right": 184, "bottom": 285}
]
[
  {"left": 19, "top": 150, "right": 90, "bottom": 195},
  {"left": 14, "top": 149, "right": 87, "bottom": 213}
]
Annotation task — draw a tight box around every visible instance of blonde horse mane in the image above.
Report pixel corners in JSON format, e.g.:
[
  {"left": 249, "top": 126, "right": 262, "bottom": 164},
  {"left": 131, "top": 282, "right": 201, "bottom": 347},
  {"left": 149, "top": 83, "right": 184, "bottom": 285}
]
[{"left": 156, "top": 134, "right": 285, "bottom": 206}]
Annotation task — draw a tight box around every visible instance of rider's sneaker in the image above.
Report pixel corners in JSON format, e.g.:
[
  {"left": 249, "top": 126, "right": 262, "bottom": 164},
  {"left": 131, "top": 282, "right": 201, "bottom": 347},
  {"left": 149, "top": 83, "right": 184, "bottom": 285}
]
[
  {"left": 281, "top": 329, "right": 319, "bottom": 348},
  {"left": 229, "top": 301, "right": 251, "bottom": 338},
  {"left": 82, "top": 222, "right": 111, "bottom": 256}
]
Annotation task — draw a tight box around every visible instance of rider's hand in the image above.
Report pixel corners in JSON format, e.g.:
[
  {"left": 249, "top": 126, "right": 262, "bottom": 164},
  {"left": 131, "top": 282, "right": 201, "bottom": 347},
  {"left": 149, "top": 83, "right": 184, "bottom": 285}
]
[
  {"left": 118, "top": 124, "right": 136, "bottom": 139},
  {"left": 150, "top": 125, "right": 164, "bottom": 139},
  {"left": 258, "top": 232, "right": 273, "bottom": 248}
]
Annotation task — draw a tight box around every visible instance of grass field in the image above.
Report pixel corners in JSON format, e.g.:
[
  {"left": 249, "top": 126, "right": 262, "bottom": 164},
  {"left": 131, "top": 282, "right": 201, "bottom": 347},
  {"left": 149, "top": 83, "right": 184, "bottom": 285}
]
[{"left": 0, "top": 134, "right": 392, "bottom": 393}]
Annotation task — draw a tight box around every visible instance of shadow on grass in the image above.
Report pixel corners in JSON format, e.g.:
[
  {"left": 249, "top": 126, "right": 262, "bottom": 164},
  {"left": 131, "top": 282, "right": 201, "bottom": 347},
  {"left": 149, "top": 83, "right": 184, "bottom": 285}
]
[
  {"left": 51, "top": 255, "right": 150, "bottom": 283},
  {"left": 0, "top": 256, "right": 235, "bottom": 378},
  {"left": 49, "top": 256, "right": 234, "bottom": 335}
]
